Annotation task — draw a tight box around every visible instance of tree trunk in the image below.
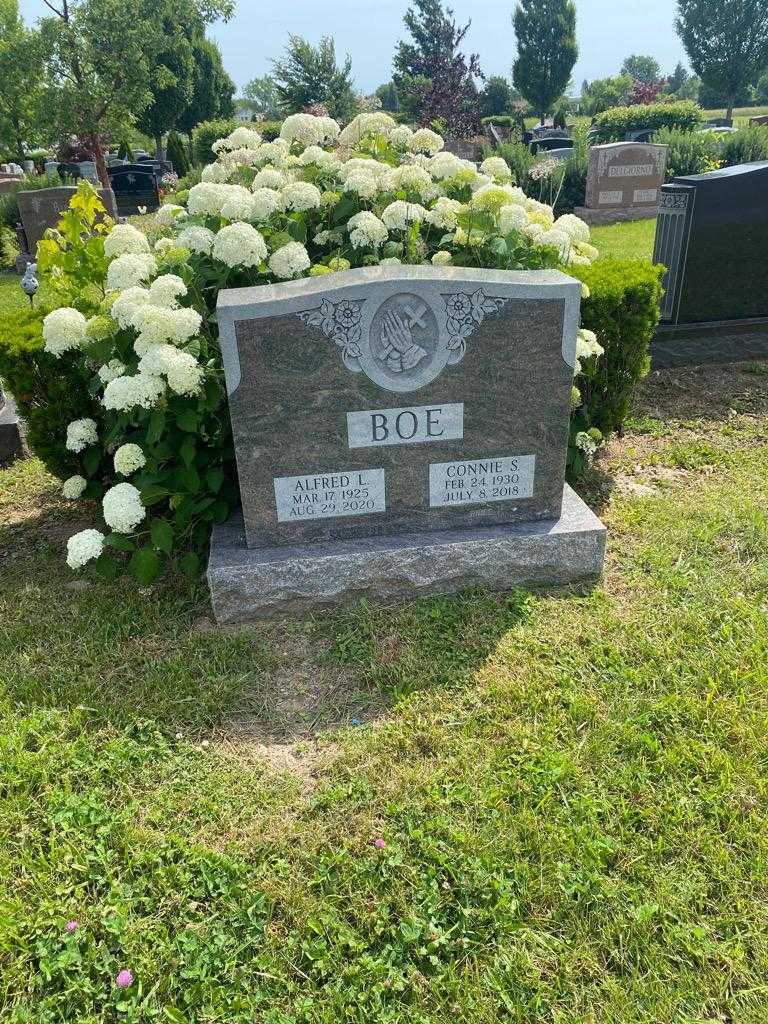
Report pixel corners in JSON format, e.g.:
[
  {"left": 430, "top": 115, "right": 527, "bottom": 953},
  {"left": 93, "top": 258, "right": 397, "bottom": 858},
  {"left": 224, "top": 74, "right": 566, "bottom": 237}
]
[
  {"left": 726, "top": 99, "right": 734, "bottom": 122},
  {"left": 155, "top": 134, "right": 165, "bottom": 163},
  {"left": 89, "top": 133, "right": 111, "bottom": 194}
]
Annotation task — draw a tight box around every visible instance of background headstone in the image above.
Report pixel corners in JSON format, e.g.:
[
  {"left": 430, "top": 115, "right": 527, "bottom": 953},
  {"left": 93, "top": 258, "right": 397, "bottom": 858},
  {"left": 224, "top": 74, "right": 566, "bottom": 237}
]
[
  {"left": 107, "top": 164, "right": 159, "bottom": 215},
  {"left": 208, "top": 267, "right": 606, "bottom": 619},
  {"left": 575, "top": 142, "right": 667, "bottom": 224},
  {"left": 17, "top": 186, "right": 118, "bottom": 260}
]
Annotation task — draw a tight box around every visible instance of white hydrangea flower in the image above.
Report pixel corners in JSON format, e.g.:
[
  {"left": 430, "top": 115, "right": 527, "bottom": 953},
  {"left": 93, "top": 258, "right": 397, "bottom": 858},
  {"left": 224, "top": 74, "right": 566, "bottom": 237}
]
[
  {"left": 471, "top": 184, "right": 525, "bottom": 212},
  {"left": 65, "top": 418, "right": 98, "bottom": 452},
  {"left": 62, "top": 475, "right": 87, "bottom": 499},
  {"left": 336, "top": 157, "right": 389, "bottom": 182},
  {"left": 215, "top": 126, "right": 263, "bottom": 152},
  {"left": 250, "top": 188, "right": 281, "bottom": 222},
  {"left": 106, "top": 254, "right": 157, "bottom": 291},
  {"left": 381, "top": 200, "right": 428, "bottom": 230},
  {"left": 110, "top": 287, "right": 150, "bottom": 328},
  {"left": 154, "top": 237, "right": 177, "bottom": 254},
  {"left": 524, "top": 197, "right": 556, "bottom": 228},
  {"left": 138, "top": 344, "right": 204, "bottom": 396},
  {"left": 187, "top": 182, "right": 231, "bottom": 216},
  {"left": 338, "top": 112, "right": 397, "bottom": 147},
  {"left": 253, "top": 140, "right": 291, "bottom": 167},
  {"left": 66, "top": 529, "right": 105, "bottom": 569},
  {"left": 176, "top": 226, "right": 215, "bottom": 255},
  {"left": 114, "top": 443, "right": 146, "bottom": 476},
  {"left": 102, "top": 373, "right": 165, "bottom": 411},
  {"left": 212, "top": 223, "right": 268, "bottom": 268},
  {"left": 342, "top": 170, "right": 379, "bottom": 200},
  {"left": 155, "top": 204, "right": 187, "bottom": 228},
  {"left": 220, "top": 185, "right": 257, "bottom": 222},
  {"left": 389, "top": 125, "right": 414, "bottom": 149},
  {"left": 131, "top": 305, "right": 202, "bottom": 351},
  {"left": 428, "top": 151, "right": 464, "bottom": 180},
  {"left": 576, "top": 328, "right": 604, "bottom": 361},
  {"left": 251, "top": 166, "right": 288, "bottom": 190},
  {"left": 554, "top": 214, "right": 591, "bottom": 244},
  {"left": 381, "top": 164, "right": 434, "bottom": 199},
  {"left": 280, "top": 113, "right": 339, "bottom": 148},
  {"left": 536, "top": 227, "right": 572, "bottom": 261},
  {"left": 218, "top": 147, "right": 262, "bottom": 171},
  {"left": 408, "top": 128, "right": 444, "bottom": 154},
  {"left": 103, "top": 223, "right": 150, "bottom": 259},
  {"left": 148, "top": 275, "right": 187, "bottom": 309},
  {"left": 98, "top": 359, "right": 126, "bottom": 383},
  {"left": 103, "top": 482, "right": 146, "bottom": 534},
  {"left": 523, "top": 222, "right": 545, "bottom": 241},
  {"left": 379, "top": 257, "right": 402, "bottom": 265},
  {"left": 426, "top": 197, "right": 464, "bottom": 230},
  {"left": 498, "top": 204, "right": 529, "bottom": 234},
  {"left": 348, "top": 211, "right": 388, "bottom": 249},
  {"left": 268, "top": 241, "right": 311, "bottom": 279},
  {"left": 575, "top": 431, "right": 598, "bottom": 456},
  {"left": 280, "top": 181, "right": 322, "bottom": 212},
  {"left": 573, "top": 240, "right": 599, "bottom": 263},
  {"left": 480, "top": 156, "right": 512, "bottom": 178},
  {"left": 297, "top": 145, "right": 337, "bottom": 168},
  {"left": 201, "top": 162, "right": 230, "bottom": 183},
  {"left": 581, "top": 282, "right": 591, "bottom": 300},
  {"left": 431, "top": 250, "right": 453, "bottom": 266},
  {"left": 42, "top": 307, "right": 87, "bottom": 356}
]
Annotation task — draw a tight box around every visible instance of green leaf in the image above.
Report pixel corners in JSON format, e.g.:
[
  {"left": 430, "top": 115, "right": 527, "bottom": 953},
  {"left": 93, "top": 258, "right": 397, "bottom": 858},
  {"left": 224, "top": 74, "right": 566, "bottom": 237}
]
[
  {"left": 206, "top": 466, "right": 225, "bottom": 493},
  {"left": 164, "top": 1009, "right": 190, "bottom": 1024},
  {"left": 179, "top": 436, "right": 197, "bottom": 467},
  {"left": 129, "top": 547, "right": 161, "bottom": 586},
  {"left": 176, "top": 465, "right": 200, "bottom": 493},
  {"left": 176, "top": 409, "right": 199, "bottom": 433},
  {"left": 94, "top": 553, "right": 120, "bottom": 580},
  {"left": 147, "top": 409, "right": 166, "bottom": 444},
  {"left": 180, "top": 552, "right": 200, "bottom": 578},
  {"left": 140, "top": 485, "right": 170, "bottom": 507},
  {"left": 82, "top": 448, "right": 101, "bottom": 476},
  {"left": 288, "top": 218, "right": 307, "bottom": 243},
  {"left": 104, "top": 534, "right": 136, "bottom": 552},
  {"left": 150, "top": 519, "right": 174, "bottom": 555}
]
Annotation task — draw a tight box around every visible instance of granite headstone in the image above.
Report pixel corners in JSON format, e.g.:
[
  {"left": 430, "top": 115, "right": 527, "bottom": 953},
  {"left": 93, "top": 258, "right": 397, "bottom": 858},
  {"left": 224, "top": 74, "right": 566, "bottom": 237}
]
[
  {"left": 17, "top": 186, "right": 117, "bottom": 259},
  {"left": 575, "top": 142, "right": 667, "bottom": 224},
  {"left": 107, "top": 164, "right": 160, "bottom": 215},
  {"left": 208, "top": 267, "right": 606, "bottom": 619}
]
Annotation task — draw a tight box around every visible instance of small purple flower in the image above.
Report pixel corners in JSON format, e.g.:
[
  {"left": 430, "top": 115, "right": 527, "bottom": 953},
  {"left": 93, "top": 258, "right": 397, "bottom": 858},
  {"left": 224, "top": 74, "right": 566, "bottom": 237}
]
[
  {"left": 373, "top": 837, "right": 386, "bottom": 849},
  {"left": 65, "top": 920, "right": 78, "bottom": 933},
  {"left": 115, "top": 969, "right": 134, "bottom": 989}
]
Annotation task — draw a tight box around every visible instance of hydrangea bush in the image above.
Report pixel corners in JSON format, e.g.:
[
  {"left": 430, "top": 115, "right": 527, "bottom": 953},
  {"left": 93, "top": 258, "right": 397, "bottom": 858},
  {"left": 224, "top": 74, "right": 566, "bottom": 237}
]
[{"left": 39, "top": 113, "right": 604, "bottom": 581}]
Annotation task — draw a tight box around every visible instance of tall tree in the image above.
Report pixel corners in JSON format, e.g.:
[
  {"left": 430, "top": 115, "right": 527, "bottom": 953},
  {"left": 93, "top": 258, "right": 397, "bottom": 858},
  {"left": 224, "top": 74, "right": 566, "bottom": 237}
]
[
  {"left": 667, "top": 61, "right": 690, "bottom": 93},
  {"left": 621, "top": 54, "right": 662, "bottom": 84},
  {"left": 0, "top": 0, "right": 44, "bottom": 158},
  {"left": 242, "top": 74, "right": 281, "bottom": 119},
  {"left": 37, "top": 0, "right": 233, "bottom": 187},
  {"left": 272, "top": 35, "right": 356, "bottom": 119},
  {"left": 177, "top": 37, "right": 235, "bottom": 135},
  {"left": 513, "top": 0, "right": 578, "bottom": 123},
  {"left": 393, "top": 0, "right": 483, "bottom": 135},
  {"left": 580, "top": 74, "right": 632, "bottom": 116},
  {"left": 482, "top": 75, "right": 515, "bottom": 117},
  {"left": 375, "top": 80, "right": 400, "bottom": 112},
  {"left": 676, "top": 0, "right": 768, "bottom": 120}
]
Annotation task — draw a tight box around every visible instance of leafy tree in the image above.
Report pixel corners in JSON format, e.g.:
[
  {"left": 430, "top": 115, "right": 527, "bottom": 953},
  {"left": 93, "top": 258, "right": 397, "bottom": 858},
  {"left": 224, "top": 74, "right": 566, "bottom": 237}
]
[
  {"left": 0, "top": 0, "right": 44, "bottom": 159},
  {"left": 375, "top": 80, "right": 400, "bottom": 112},
  {"left": 393, "top": 0, "right": 483, "bottom": 135},
  {"left": 676, "top": 0, "right": 768, "bottom": 120},
  {"left": 621, "top": 54, "right": 662, "bottom": 84},
  {"left": 757, "top": 71, "right": 768, "bottom": 104},
  {"left": 37, "top": 0, "right": 233, "bottom": 188},
  {"left": 242, "top": 74, "right": 281, "bottom": 119},
  {"left": 513, "top": 0, "right": 578, "bottom": 123},
  {"left": 580, "top": 74, "right": 632, "bottom": 116},
  {"left": 698, "top": 79, "right": 754, "bottom": 110},
  {"left": 272, "top": 35, "right": 356, "bottom": 120},
  {"left": 667, "top": 61, "right": 690, "bottom": 93},
  {"left": 177, "top": 37, "right": 235, "bottom": 135},
  {"left": 481, "top": 75, "right": 516, "bottom": 117}
]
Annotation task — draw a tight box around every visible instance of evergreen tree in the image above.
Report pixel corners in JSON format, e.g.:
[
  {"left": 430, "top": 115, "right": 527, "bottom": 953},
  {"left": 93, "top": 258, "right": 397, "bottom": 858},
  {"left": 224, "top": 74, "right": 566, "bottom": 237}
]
[
  {"left": 676, "top": 0, "right": 768, "bottom": 120},
  {"left": 393, "top": 0, "right": 483, "bottom": 135},
  {"left": 667, "top": 61, "right": 690, "bottom": 94},
  {"left": 177, "top": 37, "right": 235, "bottom": 135},
  {"left": 481, "top": 75, "right": 515, "bottom": 117},
  {"left": 512, "top": 0, "right": 578, "bottom": 123},
  {"left": 375, "top": 81, "right": 400, "bottom": 112},
  {"left": 165, "top": 130, "right": 189, "bottom": 175},
  {"left": 272, "top": 35, "right": 356, "bottom": 120}
]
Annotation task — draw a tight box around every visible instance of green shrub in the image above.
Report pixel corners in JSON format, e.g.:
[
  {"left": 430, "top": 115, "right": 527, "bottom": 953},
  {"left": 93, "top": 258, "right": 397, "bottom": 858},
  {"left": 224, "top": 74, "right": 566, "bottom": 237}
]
[
  {"left": 570, "top": 258, "right": 665, "bottom": 436},
  {"left": 652, "top": 126, "right": 722, "bottom": 179},
  {"left": 720, "top": 125, "right": 768, "bottom": 167},
  {"left": 191, "top": 119, "right": 239, "bottom": 166},
  {"left": 0, "top": 306, "right": 96, "bottom": 478},
  {"left": 593, "top": 101, "right": 702, "bottom": 142},
  {"left": 481, "top": 115, "right": 517, "bottom": 127},
  {"left": 552, "top": 140, "right": 588, "bottom": 214},
  {"left": 257, "top": 120, "right": 283, "bottom": 141},
  {"left": 496, "top": 139, "right": 535, "bottom": 184},
  {"left": 165, "top": 131, "right": 190, "bottom": 177},
  {"left": 497, "top": 136, "right": 587, "bottom": 214}
]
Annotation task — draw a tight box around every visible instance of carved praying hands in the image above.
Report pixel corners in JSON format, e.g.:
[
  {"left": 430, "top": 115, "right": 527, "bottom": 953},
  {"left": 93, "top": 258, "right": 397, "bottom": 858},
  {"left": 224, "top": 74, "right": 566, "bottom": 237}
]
[{"left": 377, "top": 310, "right": 427, "bottom": 373}]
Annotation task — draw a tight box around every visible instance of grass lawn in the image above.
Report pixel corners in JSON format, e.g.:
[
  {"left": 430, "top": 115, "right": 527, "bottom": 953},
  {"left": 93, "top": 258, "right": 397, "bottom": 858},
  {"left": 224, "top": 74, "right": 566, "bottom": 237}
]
[
  {"left": 2, "top": 358, "right": 768, "bottom": 1021},
  {"left": 591, "top": 218, "right": 657, "bottom": 262}
]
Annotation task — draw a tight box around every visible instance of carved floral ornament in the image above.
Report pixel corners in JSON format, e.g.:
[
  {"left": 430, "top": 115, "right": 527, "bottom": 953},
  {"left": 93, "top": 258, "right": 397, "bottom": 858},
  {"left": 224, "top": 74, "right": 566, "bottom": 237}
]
[{"left": 297, "top": 288, "right": 511, "bottom": 393}]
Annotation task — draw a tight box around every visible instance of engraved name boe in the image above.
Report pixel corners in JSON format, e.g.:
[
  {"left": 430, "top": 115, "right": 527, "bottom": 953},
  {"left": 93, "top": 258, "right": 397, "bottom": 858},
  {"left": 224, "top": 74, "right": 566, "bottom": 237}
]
[
  {"left": 429, "top": 456, "right": 536, "bottom": 507},
  {"left": 347, "top": 403, "right": 464, "bottom": 448},
  {"left": 274, "top": 469, "right": 386, "bottom": 522}
]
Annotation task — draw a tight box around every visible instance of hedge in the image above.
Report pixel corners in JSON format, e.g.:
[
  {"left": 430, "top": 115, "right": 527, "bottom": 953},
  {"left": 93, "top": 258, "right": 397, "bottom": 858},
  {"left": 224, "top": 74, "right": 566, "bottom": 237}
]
[
  {"left": 592, "top": 101, "right": 702, "bottom": 143},
  {"left": 191, "top": 118, "right": 239, "bottom": 166},
  {"left": 571, "top": 258, "right": 665, "bottom": 435},
  {"left": 0, "top": 306, "right": 98, "bottom": 478}
]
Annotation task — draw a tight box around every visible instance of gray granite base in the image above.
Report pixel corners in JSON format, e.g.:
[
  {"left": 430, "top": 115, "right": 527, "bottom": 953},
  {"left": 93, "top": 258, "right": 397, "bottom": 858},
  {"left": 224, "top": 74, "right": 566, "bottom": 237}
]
[
  {"left": 0, "top": 395, "right": 24, "bottom": 464},
  {"left": 574, "top": 206, "right": 658, "bottom": 225},
  {"left": 207, "top": 484, "right": 606, "bottom": 622}
]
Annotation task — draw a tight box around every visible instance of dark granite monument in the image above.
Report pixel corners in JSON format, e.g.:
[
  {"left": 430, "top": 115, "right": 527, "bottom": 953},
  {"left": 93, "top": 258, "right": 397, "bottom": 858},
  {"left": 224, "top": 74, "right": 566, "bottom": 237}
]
[
  {"left": 575, "top": 142, "right": 667, "bottom": 225},
  {"left": 207, "top": 267, "right": 606, "bottom": 620},
  {"left": 652, "top": 162, "right": 768, "bottom": 365},
  {"left": 16, "top": 186, "right": 118, "bottom": 270},
  {"left": 0, "top": 386, "right": 24, "bottom": 464},
  {"left": 531, "top": 137, "right": 574, "bottom": 155},
  {"left": 107, "top": 164, "right": 160, "bottom": 215}
]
